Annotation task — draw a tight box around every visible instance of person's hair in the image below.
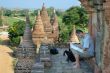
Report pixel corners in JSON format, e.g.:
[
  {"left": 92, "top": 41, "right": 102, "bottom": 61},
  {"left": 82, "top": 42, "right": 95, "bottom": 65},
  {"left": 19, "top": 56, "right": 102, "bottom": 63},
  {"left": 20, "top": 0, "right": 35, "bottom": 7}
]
[{"left": 76, "top": 29, "right": 83, "bottom": 34}]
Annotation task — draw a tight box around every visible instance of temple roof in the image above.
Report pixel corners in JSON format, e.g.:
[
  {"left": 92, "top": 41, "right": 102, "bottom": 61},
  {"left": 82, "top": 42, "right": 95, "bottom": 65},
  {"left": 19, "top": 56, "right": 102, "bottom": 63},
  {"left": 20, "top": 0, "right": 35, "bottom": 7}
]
[
  {"left": 52, "top": 9, "right": 59, "bottom": 33},
  {"left": 40, "top": 3, "right": 52, "bottom": 33},
  {"left": 32, "top": 10, "right": 45, "bottom": 38},
  {"left": 19, "top": 15, "right": 35, "bottom": 48},
  {"left": 70, "top": 25, "right": 80, "bottom": 43}
]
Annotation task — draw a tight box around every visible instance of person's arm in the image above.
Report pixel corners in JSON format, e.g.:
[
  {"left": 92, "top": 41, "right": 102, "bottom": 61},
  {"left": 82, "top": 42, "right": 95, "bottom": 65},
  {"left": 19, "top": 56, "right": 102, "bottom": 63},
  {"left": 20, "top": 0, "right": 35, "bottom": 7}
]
[
  {"left": 77, "top": 44, "right": 83, "bottom": 49},
  {"left": 83, "top": 48, "right": 88, "bottom": 51}
]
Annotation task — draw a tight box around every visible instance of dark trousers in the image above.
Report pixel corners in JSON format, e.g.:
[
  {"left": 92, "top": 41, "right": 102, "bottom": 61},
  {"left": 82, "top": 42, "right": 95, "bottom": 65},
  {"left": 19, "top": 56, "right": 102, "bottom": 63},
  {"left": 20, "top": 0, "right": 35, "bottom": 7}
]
[{"left": 63, "top": 50, "right": 76, "bottom": 62}]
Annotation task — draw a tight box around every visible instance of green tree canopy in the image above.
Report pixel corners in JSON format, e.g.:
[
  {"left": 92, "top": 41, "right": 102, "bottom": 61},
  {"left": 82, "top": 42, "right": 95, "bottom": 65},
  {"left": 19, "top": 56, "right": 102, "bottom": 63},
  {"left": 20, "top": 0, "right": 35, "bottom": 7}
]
[
  {"left": 19, "top": 9, "right": 29, "bottom": 16},
  {"left": 63, "top": 6, "right": 88, "bottom": 28},
  {"left": 4, "top": 9, "right": 12, "bottom": 16},
  {"left": 59, "top": 6, "right": 88, "bottom": 43},
  {"left": 8, "top": 20, "right": 25, "bottom": 46},
  {"left": 0, "top": 10, "right": 2, "bottom": 26}
]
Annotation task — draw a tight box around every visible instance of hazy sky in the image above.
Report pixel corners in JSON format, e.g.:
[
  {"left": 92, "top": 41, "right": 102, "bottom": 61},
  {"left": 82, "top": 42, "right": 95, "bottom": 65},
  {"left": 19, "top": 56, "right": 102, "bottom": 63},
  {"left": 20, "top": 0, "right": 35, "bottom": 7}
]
[{"left": 0, "top": 0, "right": 81, "bottom": 10}]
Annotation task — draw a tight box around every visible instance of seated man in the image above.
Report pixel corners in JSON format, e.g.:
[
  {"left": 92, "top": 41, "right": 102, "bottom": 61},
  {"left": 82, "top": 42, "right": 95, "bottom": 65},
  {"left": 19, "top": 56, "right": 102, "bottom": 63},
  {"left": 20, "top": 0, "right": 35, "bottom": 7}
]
[{"left": 72, "top": 29, "right": 94, "bottom": 68}]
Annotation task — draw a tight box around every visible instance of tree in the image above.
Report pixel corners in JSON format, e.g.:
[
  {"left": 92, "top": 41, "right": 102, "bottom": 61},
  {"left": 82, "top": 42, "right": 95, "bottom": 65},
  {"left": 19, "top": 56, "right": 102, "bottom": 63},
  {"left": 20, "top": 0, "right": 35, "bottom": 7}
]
[
  {"left": 0, "top": 10, "right": 2, "bottom": 26},
  {"left": 12, "top": 9, "right": 19, "bottom": 17},
  {"left": 8, "top": 20, "right": 25, "bottom": 46},
  {"left": 63, "top": 6, "right": 88, "bottom": 28},
  {"left": 4, "top": 9, "right": 12, "bottom": 16},
  {"left": 19, "top": 9, "right": 29, "bottom": 16},
  {"left": 59, "top": 6, "right": 88, "bottom": 42},
  {"left": 56, "top": 9, "right": 64, "bottom": 17},
  {"left": 59, "top": 23, "right": 70, "bottom": 42},
  {"left": 47, "top": 7, "right": 54, "bottom": 16}
]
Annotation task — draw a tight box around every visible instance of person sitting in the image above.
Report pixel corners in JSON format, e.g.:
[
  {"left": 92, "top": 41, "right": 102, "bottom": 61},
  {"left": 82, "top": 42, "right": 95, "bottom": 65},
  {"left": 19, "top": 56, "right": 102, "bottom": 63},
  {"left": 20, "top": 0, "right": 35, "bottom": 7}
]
[{"left": 72, "top": 29, "right": 94, "bottom": 68}]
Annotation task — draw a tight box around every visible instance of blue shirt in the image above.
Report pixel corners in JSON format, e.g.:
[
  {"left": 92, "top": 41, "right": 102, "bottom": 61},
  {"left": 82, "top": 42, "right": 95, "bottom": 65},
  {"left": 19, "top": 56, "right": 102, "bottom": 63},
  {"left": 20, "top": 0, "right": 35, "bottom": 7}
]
[{"left": 82, "top": 33, "right": 94, "bottom": 56}]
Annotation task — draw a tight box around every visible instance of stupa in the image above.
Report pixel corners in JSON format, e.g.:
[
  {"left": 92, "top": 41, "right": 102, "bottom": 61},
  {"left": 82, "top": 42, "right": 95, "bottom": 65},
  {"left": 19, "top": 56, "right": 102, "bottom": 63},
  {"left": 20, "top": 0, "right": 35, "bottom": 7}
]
[
  {"left": 40, "top": 3, "right": 52, "bottom": 35},
  {"left": 51, "top": 9, "right": 59, "bottom": 42},
  {"left": 32, "top": 11, "right": 45, "bottom": 53},
  {"left": 70, "top": 25, "right": 80, "bottom": 43}
]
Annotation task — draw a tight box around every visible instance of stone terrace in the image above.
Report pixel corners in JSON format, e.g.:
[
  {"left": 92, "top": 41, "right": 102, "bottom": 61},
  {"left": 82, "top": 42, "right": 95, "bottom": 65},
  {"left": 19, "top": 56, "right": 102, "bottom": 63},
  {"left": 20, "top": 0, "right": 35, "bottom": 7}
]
[{"left": 44, "top": 48, "right": 93, "bottom": 73}]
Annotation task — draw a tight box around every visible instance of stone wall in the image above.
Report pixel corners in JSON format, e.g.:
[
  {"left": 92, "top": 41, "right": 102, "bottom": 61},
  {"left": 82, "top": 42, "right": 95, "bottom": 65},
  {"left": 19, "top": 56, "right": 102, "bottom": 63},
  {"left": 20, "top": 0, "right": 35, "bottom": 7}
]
[
  {"left": 103, "top": 1, "right": 110, "bottom": 73},
  {"left": 79, "top": 0, "right": 110, "bottom": 73},
  {"left": 102, "top": 21, "right": 110, "bottom": 73}
]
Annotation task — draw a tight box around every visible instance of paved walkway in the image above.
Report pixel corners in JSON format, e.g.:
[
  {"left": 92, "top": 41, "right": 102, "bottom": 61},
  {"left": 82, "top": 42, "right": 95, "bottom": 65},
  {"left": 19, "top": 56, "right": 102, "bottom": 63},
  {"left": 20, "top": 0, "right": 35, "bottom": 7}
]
[{"left": 44, "top": 48, "right": 93, "bottom": 73}]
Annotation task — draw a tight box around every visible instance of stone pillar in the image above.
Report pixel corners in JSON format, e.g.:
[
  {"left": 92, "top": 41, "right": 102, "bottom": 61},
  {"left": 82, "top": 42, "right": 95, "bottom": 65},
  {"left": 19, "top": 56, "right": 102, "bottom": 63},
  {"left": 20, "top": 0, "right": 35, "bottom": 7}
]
[
  {"left": 93, "top": 0, "right": 105, "bottom": 71},
  {"left": 102, "top": 0, "right": 110, "bottom": 73},
  {"left": 39, "top": 44, "right": 52, "bottom": 67},
  {"left": 80, "top": 0, "right": 104, "bottom": 73}
]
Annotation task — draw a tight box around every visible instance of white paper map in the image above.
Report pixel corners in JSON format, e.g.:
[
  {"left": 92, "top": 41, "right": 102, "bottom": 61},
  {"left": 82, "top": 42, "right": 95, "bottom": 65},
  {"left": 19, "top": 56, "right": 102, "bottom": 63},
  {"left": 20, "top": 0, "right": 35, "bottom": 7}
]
[{"left": 70, "top": 43, "right": 84, "bottom": 53}]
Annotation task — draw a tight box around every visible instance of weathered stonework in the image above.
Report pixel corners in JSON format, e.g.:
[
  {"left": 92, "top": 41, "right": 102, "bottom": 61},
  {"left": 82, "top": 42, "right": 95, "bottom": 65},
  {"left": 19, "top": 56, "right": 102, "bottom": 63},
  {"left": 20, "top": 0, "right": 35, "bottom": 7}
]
[
  {"left": 40, "top": 3, "right": 52, "bottom": 35},
  {"left": 80, "top": 0, "right": 103, "bottom": 73},
  {"left": 32, "top": 11, "right": 45, "bottom": 53},
  {"left": 33, "top": 4, "right": 59, "bottom": 44},
  {"left": 102, "top": 22, "right": 110, "bottom": 73},
  {"left": 80, "top": 0, "right": 110, "bottom": 73},
  {"left": 51, "top": 9, "right": 59, "bottom": 42},
  {"left": 39, "top": 44, "right": 52, "bottom": 67},
  {"left": 31, "top": 62, "right": 44, "bottom": 73},
  {"left": 103, "top": 1, "right": 110, "bottom": 73},
  {"left": 15, "top": 16, "right": 36, "bottom": 73}
]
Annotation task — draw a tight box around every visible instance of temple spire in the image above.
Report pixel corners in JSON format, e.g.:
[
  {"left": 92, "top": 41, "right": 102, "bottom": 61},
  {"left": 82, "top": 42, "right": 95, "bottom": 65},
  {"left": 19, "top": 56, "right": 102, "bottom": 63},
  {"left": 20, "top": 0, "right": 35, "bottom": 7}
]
[
  {"left": 32, "top": 10, "right": 45, "bottom": 37},
  {"left": 70, "top": 25, "right": 80, "bottom": 43},
  {"left": 43, "top": 3, "right": 45, "bottom": 7},
  {"left": 53, "top": 9, "right": 58, "bottom": 24},
  {"left": 51, "top": 9, "right": 59, "bottom": 42},
  {"left": 40, "top": 3, "right": 52, "bottom": 34},
  {"left": 32, "top": 10, "right": 45, "bottom": 49},
  {"left": 54, "top": 9, "right": 56, "bottom": 14},
  {"left": 42, "top": 3, "right": 46, "bottom": 11},
  {"left": 38, "top": 10, "right": 40, "bottom": 15}
]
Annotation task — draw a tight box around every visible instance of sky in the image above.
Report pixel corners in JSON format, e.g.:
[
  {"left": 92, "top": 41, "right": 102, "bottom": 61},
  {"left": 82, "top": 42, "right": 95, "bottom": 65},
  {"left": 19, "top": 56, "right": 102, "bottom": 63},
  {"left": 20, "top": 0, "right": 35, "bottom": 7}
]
[{"left": 0, "top": 0, "right": 81, "bottom": 10}]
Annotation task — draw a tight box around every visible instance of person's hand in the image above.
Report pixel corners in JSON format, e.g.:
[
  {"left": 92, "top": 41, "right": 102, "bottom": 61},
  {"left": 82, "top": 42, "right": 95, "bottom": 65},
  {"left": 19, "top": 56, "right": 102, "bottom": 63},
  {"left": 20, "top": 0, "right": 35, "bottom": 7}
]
[
  {"left": 77, "top": 44, "right": 82, "bottom": 49},
  {"left": 83, "top": 49, "right": 87, "bottom": 51}
]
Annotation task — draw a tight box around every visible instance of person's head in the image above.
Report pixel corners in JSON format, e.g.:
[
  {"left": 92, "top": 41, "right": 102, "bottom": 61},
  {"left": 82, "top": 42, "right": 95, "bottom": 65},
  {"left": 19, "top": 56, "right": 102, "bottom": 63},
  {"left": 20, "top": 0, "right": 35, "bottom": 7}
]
[{"left": 76, "top": 29, "right": 84, "bottom": 38}]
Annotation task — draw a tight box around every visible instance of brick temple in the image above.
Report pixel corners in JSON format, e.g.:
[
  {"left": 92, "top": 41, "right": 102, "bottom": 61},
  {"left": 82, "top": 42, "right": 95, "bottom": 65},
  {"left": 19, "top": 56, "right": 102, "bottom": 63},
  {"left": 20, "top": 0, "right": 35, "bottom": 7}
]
[
  {"left": 14, "top": 0, "right": 110, "bottom": 73},
  {"left": 32, "top": 4, "right": 59, "bottom": 47},
  {"left": 15, "top": 4, "right": 59, "bottom": 73}
]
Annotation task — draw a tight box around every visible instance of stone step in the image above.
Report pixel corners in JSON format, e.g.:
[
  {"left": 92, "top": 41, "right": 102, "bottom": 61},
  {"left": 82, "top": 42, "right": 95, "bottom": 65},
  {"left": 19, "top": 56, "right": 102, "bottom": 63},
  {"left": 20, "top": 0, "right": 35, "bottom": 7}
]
[{"left": 31, "top": 62, "right": 44, "bottom": 73}]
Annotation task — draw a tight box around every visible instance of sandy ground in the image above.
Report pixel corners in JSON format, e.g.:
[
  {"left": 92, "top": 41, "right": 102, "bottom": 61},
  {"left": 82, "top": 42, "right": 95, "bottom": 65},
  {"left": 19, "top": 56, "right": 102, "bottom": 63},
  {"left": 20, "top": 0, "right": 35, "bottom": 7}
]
[{"left": 0, "top": 34, "right": 14, "bottom": 73}]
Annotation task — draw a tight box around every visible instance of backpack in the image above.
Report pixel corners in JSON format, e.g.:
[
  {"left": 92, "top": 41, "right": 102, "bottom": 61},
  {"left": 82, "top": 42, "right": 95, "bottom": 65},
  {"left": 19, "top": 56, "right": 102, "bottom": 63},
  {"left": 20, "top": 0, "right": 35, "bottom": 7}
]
[{"left": 50, "top": 47, "right": 58, "bottom": 55}]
